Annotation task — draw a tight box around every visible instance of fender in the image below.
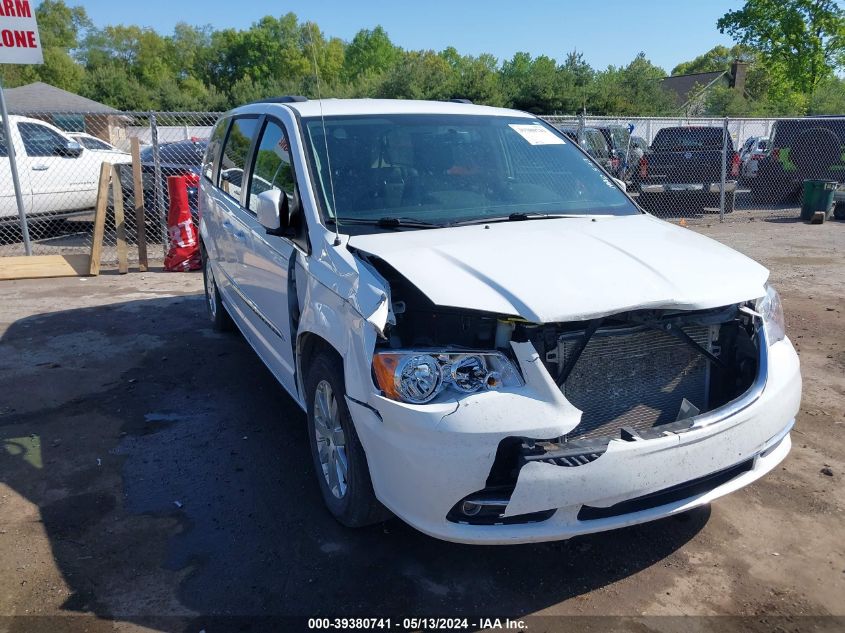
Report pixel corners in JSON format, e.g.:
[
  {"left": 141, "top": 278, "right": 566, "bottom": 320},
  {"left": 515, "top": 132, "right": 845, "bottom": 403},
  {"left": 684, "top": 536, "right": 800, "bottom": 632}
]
[{"left": 295, "top": 232, "right": 393, "bottom": 404}]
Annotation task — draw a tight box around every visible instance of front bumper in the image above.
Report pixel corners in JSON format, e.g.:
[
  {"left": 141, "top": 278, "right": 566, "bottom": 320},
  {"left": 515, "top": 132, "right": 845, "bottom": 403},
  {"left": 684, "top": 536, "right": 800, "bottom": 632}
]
[
  {"left": 350, "top": 336, "right": 801, "bottom": 544},
  {"left": 640, "top": 181, "right": 738, "bottom": 194}
]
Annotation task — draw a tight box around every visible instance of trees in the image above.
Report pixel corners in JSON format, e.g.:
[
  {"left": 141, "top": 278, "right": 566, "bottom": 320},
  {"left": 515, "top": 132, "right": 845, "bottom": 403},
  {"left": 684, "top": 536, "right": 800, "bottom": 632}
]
[
  {"left": 5, "top": 2, "right": 838, "bottom": 116},
  {"left": 717, "top": 0, "right": 845, "bottom": 94},
  {"left": 589, "top": 54, "right": 676, "bottom": 116},
  {"left": 343, "top": 26, "right": 401, "bottom": 80},
  {"left": 0, "top": 0, "right": 90, "bottom": 92},
  {"left": 671, "top": 45, "right": 756, "bottom": 76}
]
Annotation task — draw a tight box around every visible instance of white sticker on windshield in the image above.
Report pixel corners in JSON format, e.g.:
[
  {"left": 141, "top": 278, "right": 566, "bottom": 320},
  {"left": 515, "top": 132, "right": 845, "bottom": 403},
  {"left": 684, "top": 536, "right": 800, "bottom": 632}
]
[{"left": 508, "top": 124, "right": 566, "bottom": 145}]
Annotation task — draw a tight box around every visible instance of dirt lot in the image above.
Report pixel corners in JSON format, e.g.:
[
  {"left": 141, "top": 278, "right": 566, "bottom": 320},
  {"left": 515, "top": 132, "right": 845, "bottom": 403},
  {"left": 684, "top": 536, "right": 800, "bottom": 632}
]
[{"left": 0, "top": 217, "right": 843, "bottom": 632}]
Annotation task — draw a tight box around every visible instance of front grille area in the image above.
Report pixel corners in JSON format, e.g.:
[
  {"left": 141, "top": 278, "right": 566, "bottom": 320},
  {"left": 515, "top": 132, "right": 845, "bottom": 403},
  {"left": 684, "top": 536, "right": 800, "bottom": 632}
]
[{"left": 558, "top": 325, "right": 715, "bottom": 440}]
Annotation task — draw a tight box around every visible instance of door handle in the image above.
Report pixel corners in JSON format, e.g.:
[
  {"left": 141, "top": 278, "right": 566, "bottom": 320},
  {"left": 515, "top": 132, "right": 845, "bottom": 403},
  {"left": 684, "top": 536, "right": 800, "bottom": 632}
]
[
  {"left": 233, "top": 230, "right": 247, "bottom": 241},
  {"left": 32, "top": 165, "right": 49, "bottom": 171}
]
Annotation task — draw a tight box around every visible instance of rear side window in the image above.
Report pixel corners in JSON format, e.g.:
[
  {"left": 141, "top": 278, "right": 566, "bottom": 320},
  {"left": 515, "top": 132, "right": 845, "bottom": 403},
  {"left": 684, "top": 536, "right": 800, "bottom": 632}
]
[
  {"left": 203, "top": 119, "right": 228, "bottom": 181},
  {"left": 217, "top": 117, "right": 259, "bottom": 202},
  {"left": 19, "top": 122, "right": 69, "bottom": 157},
  {"left": 247, "top": 120, "right": 295, "bottom": 214},
  {"left": 652, "top": 128, "right": 727, "bottom": 152}
]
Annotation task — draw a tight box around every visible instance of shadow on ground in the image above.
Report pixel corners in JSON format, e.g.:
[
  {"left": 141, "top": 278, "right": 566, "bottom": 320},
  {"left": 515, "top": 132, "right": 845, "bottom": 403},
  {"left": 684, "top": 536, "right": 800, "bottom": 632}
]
[{"left": 0, "top": 295, "right": 709, "bottom": 630}]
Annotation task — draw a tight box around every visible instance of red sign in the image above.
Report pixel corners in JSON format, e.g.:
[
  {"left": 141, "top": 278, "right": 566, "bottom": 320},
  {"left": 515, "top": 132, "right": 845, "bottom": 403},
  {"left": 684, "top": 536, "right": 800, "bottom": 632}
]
[{"left": 0, "top": 1, "right": 42, "bottom": 65}]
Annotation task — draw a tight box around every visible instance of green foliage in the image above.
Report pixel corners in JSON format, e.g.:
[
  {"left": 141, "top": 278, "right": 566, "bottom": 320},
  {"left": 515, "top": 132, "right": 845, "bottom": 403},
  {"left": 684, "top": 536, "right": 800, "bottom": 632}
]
[
  {"left": 671, "top": 45, "right": 755, "bottom": 75},
  {"left": 717, "top": 0, "right": 845, "bottom": 93},
  {"left": 343, "top": 26, "right": 401, "bottom": 80},
  {"left": 0, "top": 1, "right": 838, "bottom": 117},
  {"left": 809, "top": 76, "right": 845, "bottom": 113},
  {"left": 589, "top": 54, "right": 677, "bottom": 116}
]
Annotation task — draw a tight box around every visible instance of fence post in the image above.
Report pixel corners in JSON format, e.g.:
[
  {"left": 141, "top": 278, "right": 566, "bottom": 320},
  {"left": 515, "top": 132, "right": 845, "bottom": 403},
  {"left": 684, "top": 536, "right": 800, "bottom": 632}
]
[
  {"left": 149, "top": 112, "right": 168, "bottom": 255},
  {"left": 0, "top": 77, "right": 32, "bottom": 255},
  {"left": 719, "top": 117, "right": 728, "bottom": 223}
]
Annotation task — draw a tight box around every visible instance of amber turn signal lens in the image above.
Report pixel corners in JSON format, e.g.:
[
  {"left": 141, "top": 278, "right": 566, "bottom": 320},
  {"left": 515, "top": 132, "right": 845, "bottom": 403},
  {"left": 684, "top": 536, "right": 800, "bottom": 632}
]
[{"left": 372, "top": 353, "right": 402, "bottom": 399}]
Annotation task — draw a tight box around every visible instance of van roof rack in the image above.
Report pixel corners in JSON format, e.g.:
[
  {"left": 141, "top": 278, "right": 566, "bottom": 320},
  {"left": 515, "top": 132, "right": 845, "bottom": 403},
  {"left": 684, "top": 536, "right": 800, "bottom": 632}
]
[
  {"left": 447, "top": 98, "right": 473, "bottom": 104},
  {"left": 258, "top": 95, "right": 309, "bottom": 104}
]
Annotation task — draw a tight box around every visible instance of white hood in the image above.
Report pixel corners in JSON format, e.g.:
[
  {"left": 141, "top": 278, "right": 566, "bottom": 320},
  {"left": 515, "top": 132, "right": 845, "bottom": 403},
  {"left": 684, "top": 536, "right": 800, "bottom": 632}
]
[{"left": 348, "top": 215, "right": 769, "bottom": 323}]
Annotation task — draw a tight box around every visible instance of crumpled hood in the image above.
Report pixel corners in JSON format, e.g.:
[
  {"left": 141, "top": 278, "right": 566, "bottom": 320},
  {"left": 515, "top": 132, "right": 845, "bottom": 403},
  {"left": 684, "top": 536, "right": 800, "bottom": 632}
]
[{"left": 348, "top": 215, "right": 769, "bottom": 323}]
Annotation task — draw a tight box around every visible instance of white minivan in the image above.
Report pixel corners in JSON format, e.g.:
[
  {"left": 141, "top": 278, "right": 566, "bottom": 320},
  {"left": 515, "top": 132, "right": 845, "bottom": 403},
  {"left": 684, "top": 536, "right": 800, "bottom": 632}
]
[{"left": 199, "top": 98, "right": 801, "bottom": 544}]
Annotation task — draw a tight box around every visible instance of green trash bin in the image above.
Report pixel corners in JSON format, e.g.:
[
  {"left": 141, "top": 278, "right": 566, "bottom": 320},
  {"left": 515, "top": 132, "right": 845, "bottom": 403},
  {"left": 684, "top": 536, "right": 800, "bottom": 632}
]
[{"left": 801, "top": 180, "right": 837, "bottom": 221}]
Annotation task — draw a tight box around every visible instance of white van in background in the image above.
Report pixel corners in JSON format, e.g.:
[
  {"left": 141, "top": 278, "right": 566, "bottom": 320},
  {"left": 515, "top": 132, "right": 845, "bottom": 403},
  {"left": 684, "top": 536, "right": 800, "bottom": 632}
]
[{"left": 0, "top": 115, "right": 129, "bottom": 219}]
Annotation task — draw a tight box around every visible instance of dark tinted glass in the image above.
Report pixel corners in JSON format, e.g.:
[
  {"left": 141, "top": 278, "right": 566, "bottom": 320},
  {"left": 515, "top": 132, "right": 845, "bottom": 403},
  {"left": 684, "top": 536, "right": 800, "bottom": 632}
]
[
  {"left": 159, "top": 141, "right": 206, "bottom": 165},
  {"left": 75, "top": 136, "right": 111, "bottom": 150},
  {"left": 247, "top": 120, "right": 295, "bottom": 213},
  {"left": 651, "top": 128, "right": 727, "bottom": 151},
  {"left": 19, "top": 123, "right": 68, "bottom": 157},
  {"left": 203, "top": 119, "right": 228, "bottom": 181},
  {"left": 303, "top": 114, "right": 638, "bottom": 224},
  {"left": 218, "top": 117, "right": 259, "bottom": 202}
]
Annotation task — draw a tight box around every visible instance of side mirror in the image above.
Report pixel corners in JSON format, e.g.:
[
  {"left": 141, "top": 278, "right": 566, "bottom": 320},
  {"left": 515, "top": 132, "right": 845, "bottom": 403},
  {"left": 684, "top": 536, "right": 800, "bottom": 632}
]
[
  {"left": 257, "top": 188, "right": 300, "bottom": 235},
  {"left": 256, "top": 189, "right": 282, "bottom": 231},
  {"left": 55, "top": 140, "right": 83, "bottom": 157}
]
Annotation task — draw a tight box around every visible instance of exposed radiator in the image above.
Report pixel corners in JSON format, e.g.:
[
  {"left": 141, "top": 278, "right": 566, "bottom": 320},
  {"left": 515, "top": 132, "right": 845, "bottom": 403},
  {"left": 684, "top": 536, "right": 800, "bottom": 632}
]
[{"left": 557, "top": 324, "right": 716, "bottom": 440}]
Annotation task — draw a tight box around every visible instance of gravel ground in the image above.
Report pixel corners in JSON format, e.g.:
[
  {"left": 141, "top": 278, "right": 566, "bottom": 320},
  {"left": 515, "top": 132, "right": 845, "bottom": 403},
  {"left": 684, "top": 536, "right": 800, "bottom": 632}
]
[{"left": 0, "top": 217, "right": 842, "bottom": 633}]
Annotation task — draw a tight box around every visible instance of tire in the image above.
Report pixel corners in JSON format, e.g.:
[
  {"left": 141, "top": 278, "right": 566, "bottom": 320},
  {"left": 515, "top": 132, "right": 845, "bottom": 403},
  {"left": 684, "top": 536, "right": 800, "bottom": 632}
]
[
  {"left": 201, "top": 245, "right": 233, "bottom": 332},
  {"left": 305, "top": 351, "right": 390, "bottom": 527},
  {"left": 834, "top": 202, "right": 845, "bottom": 221}
]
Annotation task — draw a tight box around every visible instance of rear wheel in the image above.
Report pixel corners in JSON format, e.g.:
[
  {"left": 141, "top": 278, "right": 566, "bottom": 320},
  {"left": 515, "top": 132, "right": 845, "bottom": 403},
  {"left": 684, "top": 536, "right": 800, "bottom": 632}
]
[
  {"left": 306, "top": 351, "right": 390, "bottom": 527},
  {"left": 202, "top": 246, "right": 233, "bottom": 332}
]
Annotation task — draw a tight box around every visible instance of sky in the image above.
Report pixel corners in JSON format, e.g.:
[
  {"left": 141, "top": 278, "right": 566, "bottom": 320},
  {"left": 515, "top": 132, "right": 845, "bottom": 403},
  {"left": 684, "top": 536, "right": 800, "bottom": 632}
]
[{"left": 78, "top": 0, "right": 740, "bottom": 73}]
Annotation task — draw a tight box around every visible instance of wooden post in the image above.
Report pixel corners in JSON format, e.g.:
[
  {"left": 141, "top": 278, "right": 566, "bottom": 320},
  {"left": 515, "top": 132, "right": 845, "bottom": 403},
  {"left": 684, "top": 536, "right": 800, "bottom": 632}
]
[
  {"left": 88, "top": 162, "right": 111, "bottom": 276},
  {"left": 112, "top": 165, "right": 128, "bottom": 274},
  {"left": 130, "top": 137, "right": 148, "bottom": 271}
]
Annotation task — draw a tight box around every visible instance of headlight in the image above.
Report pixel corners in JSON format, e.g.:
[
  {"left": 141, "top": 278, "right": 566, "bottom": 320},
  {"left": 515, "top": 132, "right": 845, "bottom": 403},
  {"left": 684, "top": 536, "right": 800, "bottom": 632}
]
[
  {"left": 756, "top": 284, "right": 785, "bottom": 344},
  {"left": 372, "top": 351, "right": 523, "bottom": 404}
]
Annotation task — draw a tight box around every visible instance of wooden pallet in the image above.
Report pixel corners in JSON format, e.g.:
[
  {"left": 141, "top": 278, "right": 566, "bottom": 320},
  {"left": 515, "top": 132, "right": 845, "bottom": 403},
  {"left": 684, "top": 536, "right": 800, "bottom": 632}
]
[{"left": 0, "top": 253, "right": 92, "bottom": 281}]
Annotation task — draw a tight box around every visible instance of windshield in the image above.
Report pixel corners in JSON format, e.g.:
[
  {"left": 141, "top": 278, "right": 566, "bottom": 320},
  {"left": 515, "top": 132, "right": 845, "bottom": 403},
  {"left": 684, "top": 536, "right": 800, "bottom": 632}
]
[
  {"left": 301, "top": 114, "right": 638, "bottom": 227},
  {"left": 608, "top": 127, "right": 630, "bottom": 149},
  {"left": 75, "top": 135, "right": 112, "bottom": 151}
]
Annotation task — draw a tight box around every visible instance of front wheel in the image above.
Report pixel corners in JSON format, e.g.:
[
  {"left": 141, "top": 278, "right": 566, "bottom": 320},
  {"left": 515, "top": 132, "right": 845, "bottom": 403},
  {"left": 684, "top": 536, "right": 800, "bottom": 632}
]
[{"left": 306, "top": 351, "right": 390, "bottom": 527}]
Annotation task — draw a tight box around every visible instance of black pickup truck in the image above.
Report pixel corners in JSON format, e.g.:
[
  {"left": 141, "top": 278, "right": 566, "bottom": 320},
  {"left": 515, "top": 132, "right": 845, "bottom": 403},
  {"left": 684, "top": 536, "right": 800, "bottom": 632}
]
[{"left": 634, "top": 127, "right": 740, "bottom": 214}]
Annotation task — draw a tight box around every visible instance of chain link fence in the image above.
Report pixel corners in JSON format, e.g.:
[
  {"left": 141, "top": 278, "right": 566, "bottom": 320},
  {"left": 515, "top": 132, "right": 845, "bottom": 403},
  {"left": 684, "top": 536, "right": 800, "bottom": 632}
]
[
  {"left": 0, "top": 111, "right": 843, "bottom": 262},
  {"left": 0, "top": 111, "right": 220, "bottom": 261},
  {"left": 545, "top": 114, "right": 845, "bottom": 223}
]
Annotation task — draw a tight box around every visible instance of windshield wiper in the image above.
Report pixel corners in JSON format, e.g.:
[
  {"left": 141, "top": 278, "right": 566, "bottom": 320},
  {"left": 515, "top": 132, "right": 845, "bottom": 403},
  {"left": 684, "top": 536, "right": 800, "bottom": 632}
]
[
  {"left": 450, "top": 212, "right": 587, "bottom": 226},
  {"left": 328, "top": 216, "right": 444, "bottom": 229}
]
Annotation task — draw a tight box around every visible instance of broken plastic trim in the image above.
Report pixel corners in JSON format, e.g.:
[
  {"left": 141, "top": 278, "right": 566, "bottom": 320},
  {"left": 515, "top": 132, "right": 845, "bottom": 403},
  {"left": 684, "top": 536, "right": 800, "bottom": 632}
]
[
  {"left": 446, "top": 489, "right": 556, "bottom": 525},
  {"left": 576, "top": 457, "right": 755, "bottom": 521}
]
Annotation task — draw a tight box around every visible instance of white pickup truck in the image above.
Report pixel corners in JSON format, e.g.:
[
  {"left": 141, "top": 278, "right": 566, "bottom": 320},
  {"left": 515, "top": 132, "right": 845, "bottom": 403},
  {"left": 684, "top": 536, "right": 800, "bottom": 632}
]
[{"left": 0, "top": 115, "right": 129, "bottom": 220}]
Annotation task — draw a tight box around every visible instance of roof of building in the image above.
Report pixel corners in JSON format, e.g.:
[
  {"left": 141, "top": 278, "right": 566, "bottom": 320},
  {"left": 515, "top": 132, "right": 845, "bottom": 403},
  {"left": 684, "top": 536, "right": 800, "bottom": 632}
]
[
  {"left": 4, "top": 82, "right": 119, "bottom": 114},
  {"left": 659, "top": 71, "right": 728, "bottom": 106}
]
